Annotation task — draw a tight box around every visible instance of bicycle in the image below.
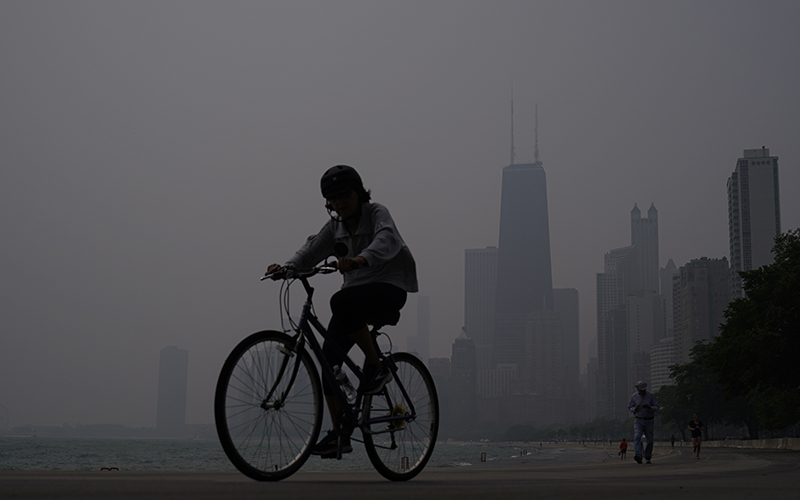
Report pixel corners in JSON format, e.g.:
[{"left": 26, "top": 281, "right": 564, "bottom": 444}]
[{"left": 214, "top": 258, "right": 439, "bottom": 481}]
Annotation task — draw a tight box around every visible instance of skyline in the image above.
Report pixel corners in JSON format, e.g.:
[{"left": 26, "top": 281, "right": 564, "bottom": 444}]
[{"left": 2, "top": 1, "right": 799, "bottom": 429}]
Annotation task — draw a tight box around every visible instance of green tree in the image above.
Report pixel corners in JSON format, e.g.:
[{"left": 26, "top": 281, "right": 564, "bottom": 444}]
[
  {"left": 656, "top": 384, "right": 688, "bottom": 441},
  {"left": 700, "top": 229, "right": 800, "bottom": 432},
  {"left": 668, "top": 343, "right": 761, "bottom": 438}
]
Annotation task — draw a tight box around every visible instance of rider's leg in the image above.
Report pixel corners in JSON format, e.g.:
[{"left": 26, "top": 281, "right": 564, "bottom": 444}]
[
  {"left": 325, "top": 395, "right": 340, "bottom": 428},
  {"left": 349, "top": 326, "right": 381, "bottom": 367}
]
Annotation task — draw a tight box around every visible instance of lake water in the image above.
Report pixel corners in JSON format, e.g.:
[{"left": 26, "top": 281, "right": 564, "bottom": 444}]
[{"left": 0, "top": 437, "right": 614, "bottom": 472}]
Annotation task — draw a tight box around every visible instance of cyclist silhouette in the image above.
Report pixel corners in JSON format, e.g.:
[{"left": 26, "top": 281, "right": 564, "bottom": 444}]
[{"left": 267, "top": 165, "right": 417, "bottom": 457}]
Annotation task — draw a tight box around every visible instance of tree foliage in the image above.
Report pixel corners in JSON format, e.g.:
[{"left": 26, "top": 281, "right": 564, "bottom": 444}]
[
  {"left": 661, "top": 343, "right": 760, "bottom": 438},
  {"left": 699, "top": 229, "right": 800, "bottom": 432},
  {"left": 655, "top": 384, "right": 688, "bottom": 441}
]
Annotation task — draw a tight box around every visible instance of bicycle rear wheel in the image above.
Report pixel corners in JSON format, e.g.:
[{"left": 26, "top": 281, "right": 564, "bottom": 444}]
[
  {"left": 363, "top": 352, "right": 439, "bottom": 481},
  {"left": 214, "top": 330, "right": 323, "bottom": 481}
]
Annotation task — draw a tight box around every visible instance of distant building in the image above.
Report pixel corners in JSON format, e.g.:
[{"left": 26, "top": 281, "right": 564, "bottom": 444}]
[
  {"left": 427, "top": 357, "right": 451, "bottom": 390},
  {"left": 660, "top": 259, "right": 679, "bottom": 336},
  {"left": 477, "top": 363, "right": 518, "bottom": 399},
  {"left": 650, "top": 337, "right": 677, "bottom": 393},
  {"left": 584, "top": 337, "right": 598, "bottom": 422},
  {"left": 427, "top": 357, "right": 451, "bottom": 429},
  {"left": 450, "top": 328, "right": 477, "bottom": 431},
  {"left": 521, "top": 311, "right": 565, "bottom": 398},
  {"left": 553, "top": 288, "right": 580, "bottom": 398},
  {"left": 728, "top": 147, "right": 781, "bottom": 299},
  {"left": 595, "top": 245, "right": 638, "bottom": 419},
  {"left": 631, "top": 203, "right": 660, "bottom": 294},
  {"left": 464, "top": 247, "right": 497, "bottom": 372},
  {"left": 407, "top": 295, "right": 430, "bottom": 364},
  {"left": 673, "top": 257, "right": 732, "bottom": 363},
  {"left": 625, "top": 292, "right": 666, "bottom": 392},
  {"left": 494, "top": 159, "right": 554, "bottom": 368},
  {"left": 156, "top": 346, "right": 188, "bottom": 434}
]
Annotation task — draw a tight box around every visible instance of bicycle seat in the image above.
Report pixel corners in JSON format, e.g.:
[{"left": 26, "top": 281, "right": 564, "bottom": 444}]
[{"left": 367, "top": 310, "right": 400, "bottom": 330}]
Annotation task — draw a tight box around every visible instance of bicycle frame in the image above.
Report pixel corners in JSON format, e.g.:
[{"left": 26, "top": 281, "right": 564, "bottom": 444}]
[
  {"left": 217, "top": 263, "right": 439, "bottom": 481},
  {"left": 273, "top": 271, "right": 418, "bottom": 438}
]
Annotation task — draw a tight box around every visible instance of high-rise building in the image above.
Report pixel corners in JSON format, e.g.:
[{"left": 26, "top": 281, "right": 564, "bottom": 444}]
[
  {"left": 427, "top": 357, "right": 451, "bottom": 431},
  {"left": 673, "top": 257, "right": 732, "bottom": 364},
  {"left": 450, "top": 328, "right": 477, "bottom": 430},
  {"left": 728, "top": 147, "right": 781, "bottom": 299},
  {"left": 625, "top": 291, "right": 666, "bottom": 392},
  {"left": 553, "top": 288, "right": 580, "bottom": 397},
  {"left": 407, "top": 295, "right": 430, "bottom": 364},
  {"left": 595, "top": 245, "right": 638, "bottom": 419},
  {"left": 494, "top": 158, "right": 554, "bottom": 368},
  {"left": 464, "top": 247, "right": 497, "bottom": 372},
  {"left": 631, "top": 203, "right": 660, "bottom": 294},
  {"left": 522, "top": 311, "right": 565, "bottom": 398},
  {"left": 660, "top": 259, "right": 679, "bottom": 336},
  {"left": 650, "top": 337, "right": 677, "bottom": 394},
  {"left": 156, "top": 346, "right": 189, "bottom": 434}
]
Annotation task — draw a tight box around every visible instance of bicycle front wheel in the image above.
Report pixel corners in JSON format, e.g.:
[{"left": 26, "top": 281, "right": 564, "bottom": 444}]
[
  {"left": 363, "top": 352, "right": 439, "bottom": 481},
  {"left": 214, "top": 330, "right": 323, "bottom": 481}
]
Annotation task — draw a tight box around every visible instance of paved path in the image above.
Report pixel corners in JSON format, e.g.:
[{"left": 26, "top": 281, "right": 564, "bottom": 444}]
[{"left": 1, "top": 447, "right": 798, "bottom": 500}]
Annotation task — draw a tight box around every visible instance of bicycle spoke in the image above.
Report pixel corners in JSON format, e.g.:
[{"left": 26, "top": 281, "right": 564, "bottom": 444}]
[{"left": 215, "top": 331, "right": 323, "bottom": 481}]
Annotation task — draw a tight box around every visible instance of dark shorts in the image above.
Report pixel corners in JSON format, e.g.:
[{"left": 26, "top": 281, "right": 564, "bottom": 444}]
[{"left": 322, "top": 283, "right": 407, "bottom": 395}]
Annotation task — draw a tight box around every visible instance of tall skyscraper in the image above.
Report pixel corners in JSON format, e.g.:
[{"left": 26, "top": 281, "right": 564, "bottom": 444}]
[
  {"left": 553, "top": 288, "right": 580, "bottom": 397},
  {"left": 494, "top": 107, "right": 553, "bottom": 367},
  {"left": 649, "top": 337, "right": 677, "bottom": 394},
  {"left": 156, "top": 346, "right": 189, "bottom": 434},
  {"left": 595, "top": 245, "right": 639, "bottom": 419},
  {"left": 673, "top": 257, "right": 732, "bottom": 364},
  {"left": 625, "top": 291, "right": 665, "bottom": 392},
  {"left": 464, "top": 247, "right": 497, "bottom": 371},
  {"left": 660, "top": 258, "right": 679, "bottom": 336},
  {"left": 728, "top": 147, "right": 781, "bottom": 298},
  {"left": 631, "top": 203, "right": 660, "bottom": 293}
]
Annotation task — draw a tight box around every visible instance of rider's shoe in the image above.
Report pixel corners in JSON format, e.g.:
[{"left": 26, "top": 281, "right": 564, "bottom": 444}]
[
  {"left": 358, "top": 363, "right": 393, "bottom": 395},
  {"left": 311, "top": 430, "right": 352, "bottom": 458}
]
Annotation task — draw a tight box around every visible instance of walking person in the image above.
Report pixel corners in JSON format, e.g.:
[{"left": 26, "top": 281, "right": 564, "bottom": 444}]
[
  {"left": 619, "top": 439, "right": 628, "bottom": 460},
  {"left": 688, "top": 413, "right": 706, "bottom": 459},
  {"left": 628, "top": 381, "right": 660, "bottom": 464}
]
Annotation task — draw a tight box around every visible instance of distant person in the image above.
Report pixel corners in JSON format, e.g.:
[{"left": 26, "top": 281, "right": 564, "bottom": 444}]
[
  {"left": 671, "top": 435, "right": 676, "bottom": 449},
  {"left": 628, "top": 381, "right": 660, "bottom": 464},
  {"left": 619, "top": 439, "right": 628, "bottom": 460},
  {"left": 688, "top": 413, "right": 706, "bottom": 459}
]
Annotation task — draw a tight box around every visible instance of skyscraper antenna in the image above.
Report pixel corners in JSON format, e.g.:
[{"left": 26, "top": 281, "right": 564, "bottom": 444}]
[
  {"left": 534, "top": 103, "right": 540, "bottom": 164},
  {"left": 510, "top": 87, "right": 516, "bottom": 166}
]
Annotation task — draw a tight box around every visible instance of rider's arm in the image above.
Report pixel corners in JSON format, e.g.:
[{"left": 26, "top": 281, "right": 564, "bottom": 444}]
[
  {"left": 357, "top": 204, "right": 405, "bottom": 267},
  {"left": 286, "top": 221, "right": 336, "bottom": 269}
]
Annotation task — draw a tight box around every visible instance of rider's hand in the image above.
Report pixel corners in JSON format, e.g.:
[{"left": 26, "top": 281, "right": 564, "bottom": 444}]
[
  {"left": 337, "top": 256, "right": 367, "bottom": 273},
  {"left": 266, "top": 263, "right": 282, "bottom": 280}
]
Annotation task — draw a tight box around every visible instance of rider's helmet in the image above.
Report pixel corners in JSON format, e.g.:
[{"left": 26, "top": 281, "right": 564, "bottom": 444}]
[{"left": 320, "top": 165, "right": 363, "bottom": 200}]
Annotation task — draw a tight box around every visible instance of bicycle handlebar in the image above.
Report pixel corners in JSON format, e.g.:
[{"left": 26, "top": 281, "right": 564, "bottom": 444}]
[{"left": 261, "top": 262, "right": 339, "bottom": 281}]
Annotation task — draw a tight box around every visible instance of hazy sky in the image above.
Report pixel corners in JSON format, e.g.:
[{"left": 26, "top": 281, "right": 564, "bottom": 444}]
[{"left": 2, "top": 1, "right": 798, "bottom": 429}]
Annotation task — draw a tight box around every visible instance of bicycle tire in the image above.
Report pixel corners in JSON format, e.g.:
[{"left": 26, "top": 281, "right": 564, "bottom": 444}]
[
  {"left": 214, "top": 330, "right": 323, "bottom": 481},
  {"left": 363, "top": 352, "right": 439, "bottom": 481}
]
